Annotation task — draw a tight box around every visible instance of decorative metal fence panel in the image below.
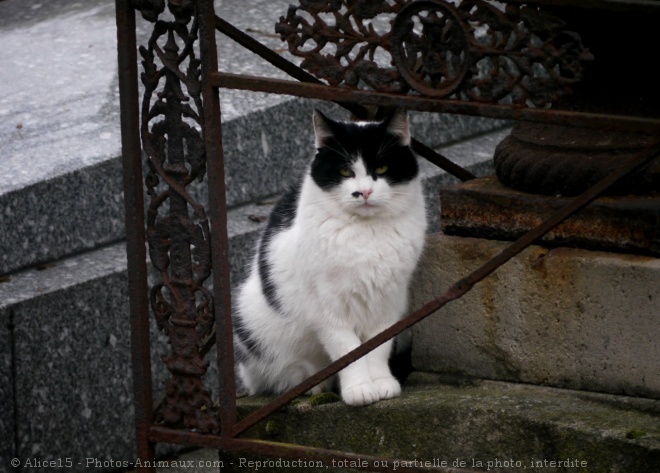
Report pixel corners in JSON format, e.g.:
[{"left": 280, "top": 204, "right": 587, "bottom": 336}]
[{"left": 115, "top": 0, "right": 660, "bottom": 471}]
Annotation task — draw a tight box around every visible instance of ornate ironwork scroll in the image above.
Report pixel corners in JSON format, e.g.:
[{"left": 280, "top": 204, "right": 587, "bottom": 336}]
[
  {"left": 276, "top": 0, "right": 593, "bottom": 107},
  {"left": 276, "top": 0, "right": 410, "bottom": 93},
  {"left": 134, "top": 0, "right": 219, "bottom": 434}
]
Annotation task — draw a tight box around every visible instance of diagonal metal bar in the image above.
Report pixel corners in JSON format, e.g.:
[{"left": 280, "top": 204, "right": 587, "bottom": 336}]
[
  {"left": 231, "top": 140, "right": 660, "bottom": 438},
  {"left": 214, "top": 15, "right": 477, "bottom": 181},
  {"left": 214, "top": 15, "right": 353, "bottom": 103},
  {"left": 411, "top": 139, "right": 477, "bottom": 183},
  {"left": 149, "top": 426, "right": 483, "bottom": 473}
]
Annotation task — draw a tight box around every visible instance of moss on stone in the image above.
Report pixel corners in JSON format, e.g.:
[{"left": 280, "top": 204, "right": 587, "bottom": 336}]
[
  {"left": 226, "top": 374, "right": 660, "bottom": 473},
  {"left": 265, "top": 419, "right": 280, "bottom": 437},
  {"left": 626, "top": 429, "right": 647, "bottom": 439},
  {"left": 308, "top": 392, "right": 340, "bottom": 407}
]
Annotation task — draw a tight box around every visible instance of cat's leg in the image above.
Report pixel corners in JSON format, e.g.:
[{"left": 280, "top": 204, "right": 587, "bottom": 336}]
[
  {"left": 262, "top": 327, "right": 333, "bottom": 395},
  {"left": 237, "top": 361, "right": 267, "bottom": 395},
  {"left": 282, "top": 360, "right": 323, "bottom": 394},
  {"left": 235, "top": 274, "right": 321, "bottom": 395},
  {"left": 363, "top": 293, "right": 411, "bottom": 401},
  {"left": 303, "top": 348, "right": 334, "bottom": 395},
  {"left": 365, "top": 338, "right": 401, "bottom": 400},
  {"left": 238, "top": 353, "right": 329, "bottom": 396},
  {"left": 285, "top": 352, "right": 333, "bottom": 395},
  {"left": 318, "top": 327, "right": 378, "bottom": 406}
]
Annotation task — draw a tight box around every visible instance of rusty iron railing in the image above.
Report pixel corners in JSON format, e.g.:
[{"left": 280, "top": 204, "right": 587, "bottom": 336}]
[{"left": 115, "top": 0, "right": 660, "bottom": 471}]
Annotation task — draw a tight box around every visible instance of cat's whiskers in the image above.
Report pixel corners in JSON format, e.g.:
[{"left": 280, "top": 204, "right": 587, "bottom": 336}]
[
  {"left": 376, "top": 136, "right": 398, "bottom": 160},
  {"left": 323, "top": 143, "right": 355, "bottom": 163},
  {"left": 301, "top": 187, "right": 415, "bottom": 211},
  {"left": 301, "top": 192, "right": 346, "bottom": 208}
]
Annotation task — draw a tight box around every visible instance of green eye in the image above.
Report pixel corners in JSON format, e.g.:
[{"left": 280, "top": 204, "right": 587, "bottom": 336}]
[
  {"left": 375, "top": 165, "right": 388, "bottom": 175},
  {"left": 339, "top": 168, "right": 354, "bottom": 177}
]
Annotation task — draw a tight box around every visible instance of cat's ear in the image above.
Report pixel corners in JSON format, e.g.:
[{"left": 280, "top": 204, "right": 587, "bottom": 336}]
[
  {"left": 313, "top": 109, "right": 336, "bottom": 148},
  {"left": 383, "top": 109, "right": 410, "bottom": 146}
]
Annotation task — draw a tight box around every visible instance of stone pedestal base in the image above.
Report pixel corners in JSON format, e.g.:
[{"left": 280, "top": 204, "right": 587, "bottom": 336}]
[
  {"left": 410, "top": 234, "right": 660, "bottom": 399},
  {"left": 440, "top": 176, "right": 660, "bottom": 256}
]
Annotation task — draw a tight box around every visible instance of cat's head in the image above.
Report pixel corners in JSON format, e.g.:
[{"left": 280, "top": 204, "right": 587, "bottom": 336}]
[{"left": 310, "top": 109, "right": 420, "bottom": 218}]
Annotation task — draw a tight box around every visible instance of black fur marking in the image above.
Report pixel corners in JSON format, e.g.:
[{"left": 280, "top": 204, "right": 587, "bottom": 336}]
[
  {"left": 233, "top": 311, "right": 263, "bottom": 360},
  {"left": 311, "top": 118, "right": 418, "bottom": 191},
  {"left": 258, "top": 185, "right": 301, "bottom": 313},
  {"left": 389, "top": 338, "right": 413, "bottom": 384}
]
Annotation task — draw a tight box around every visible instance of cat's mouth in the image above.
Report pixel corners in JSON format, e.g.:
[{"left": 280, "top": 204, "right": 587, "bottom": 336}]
[
  {"left": 352, "top": 201, "right": 381, "bottom": 216},
  {"left": 355, "top": 199, "right": 377, "bottom": 208}
]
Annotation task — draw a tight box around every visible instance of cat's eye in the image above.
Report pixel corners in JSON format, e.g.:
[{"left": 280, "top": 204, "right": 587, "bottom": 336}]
[
  {"left": 375, "top": 165, "right": 388, "bottom": 175},
  {"left": 339, "top": 168, "right": 354, "bottom": 178}
]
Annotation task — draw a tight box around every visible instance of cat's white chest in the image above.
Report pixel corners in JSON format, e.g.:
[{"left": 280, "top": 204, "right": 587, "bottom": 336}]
[
  {"left": 319, "top": 218, "right": 415, "bottom": 272},
  {"left": 294, "top": 212, "right": 424, "bottom": 306}
]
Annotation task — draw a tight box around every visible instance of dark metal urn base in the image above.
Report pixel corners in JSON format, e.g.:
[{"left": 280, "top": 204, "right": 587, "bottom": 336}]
[{"left": 494, "top": 122, "right": 660, "bottom": 197}]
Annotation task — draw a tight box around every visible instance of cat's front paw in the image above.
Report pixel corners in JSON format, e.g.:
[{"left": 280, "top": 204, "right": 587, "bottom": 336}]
[
  {"left": 341, "top": 383, "right": 378, "bottom": 406},
  {"left": 373, "top": 376, "right": 401, "bottom": 400}
]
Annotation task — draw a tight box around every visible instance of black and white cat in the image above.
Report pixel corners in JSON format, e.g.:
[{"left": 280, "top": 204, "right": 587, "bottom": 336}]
[{"left": 233, "top": 109, "right": 427, "bottom": 406}]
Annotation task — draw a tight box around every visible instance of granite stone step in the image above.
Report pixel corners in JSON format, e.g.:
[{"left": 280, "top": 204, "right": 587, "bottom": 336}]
[
  {"left": 409, "top": 234, "right": 660, "bottom": 400},
  {"left": 213, "top": 372, "right": 660, "bottom": 473},
  {"left": 0, "top": 101, "right": 506, "bottom": 276}
]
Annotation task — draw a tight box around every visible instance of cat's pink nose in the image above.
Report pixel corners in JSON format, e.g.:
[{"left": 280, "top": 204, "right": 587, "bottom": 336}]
[{"left": 352, "top": 189, "right": 373, "bottom": 200}]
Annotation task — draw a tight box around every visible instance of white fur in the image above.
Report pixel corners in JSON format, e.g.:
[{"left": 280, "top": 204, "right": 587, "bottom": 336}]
[{"left": 236, "top": 134, "right": 426, "bottom": 406}]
